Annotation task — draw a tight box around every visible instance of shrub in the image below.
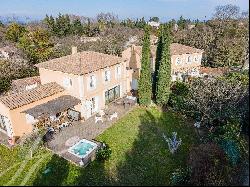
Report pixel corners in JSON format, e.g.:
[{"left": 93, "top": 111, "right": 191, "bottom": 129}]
[
  {"left": 96, "top": 142, "right": 112, "bottom": 161},
  {"left": 170, "top": 167, "right": 191, "bottom": 185},
  {"left": 218, "top": 139, "right": 240, "bottom": 166},
  {"left": 187, "top": 143, "right": 230, "bottom": 186},
  {"left": 0, "top": 77, "right": 11, "bottom": 93}
]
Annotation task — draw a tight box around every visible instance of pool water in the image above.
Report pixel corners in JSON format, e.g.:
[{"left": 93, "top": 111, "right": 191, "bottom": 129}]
[{"left": 68, "top": 139, "right": 97, "bottom": 159}]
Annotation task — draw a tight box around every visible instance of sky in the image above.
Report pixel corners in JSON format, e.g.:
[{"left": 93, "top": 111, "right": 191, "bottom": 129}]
[{"left": 0, "top": 0, "right": 249, "bottom": 21}]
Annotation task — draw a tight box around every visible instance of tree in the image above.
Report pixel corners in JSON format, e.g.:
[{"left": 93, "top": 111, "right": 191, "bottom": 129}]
[
  {"left": 5, "top": 22, "right": 26, "bottom": 42},
  {"left": 214, "top": 4, "right": 240, "bottom": 20},
  {"left": 156, "top": 25, "right": 172, "bottom": 106},
  {"left": 138, "top": 26, "right": 152, "bottom": 106},
  {"left": 72, "top": 19, "right": 83, "bottom": 35},
  {"left": 177, "top": 16, "right": 187, "bottom": 30},
  {"left": 149, "top": 16, "right": 160, "bottom": 22},
  {"left": 188, "top": 143, "right": 229, "bottom": 186},
  {"left": 54, "top": 13, "right": 71, "bottom": 37},
  {"left": 185, "top": 76, "right": 248, "bottom": 127},
  {"left": 43, "top": 15, "right": 55, "bottom": 34},
  {"left": 153, "top": 25, "right": 164, "bottom": 99},
  {"left": 18, "top": 28, "right": 54, "bottom": 64},
  {"left": 0, "top": 20, "right": 4, "bottom": 27}
]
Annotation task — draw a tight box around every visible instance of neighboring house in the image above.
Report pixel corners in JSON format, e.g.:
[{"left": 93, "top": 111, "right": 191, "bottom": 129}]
[
  {"left": 173, "top": 23, "right": 178, "bottom": 31},
  {"left": 187, "top": 24, "right": 196, "bottom": 30},
  {"left": 0, "top": 46, "right": 24, "bottom": 62},
  {"left": 199, "top": 67, "right": 229, "bottom": 77},
  {"left": 122, "top": 43, "right": 204, "bottom": 89},
  {"left": 80, "top": 36, "right": 101, "bottom": 43},
  {"left": 147, "top": 21, "right": 160, "bottom": 29},
  {"left": 10, "top": 76, "right": 41, "bottom": 93}
]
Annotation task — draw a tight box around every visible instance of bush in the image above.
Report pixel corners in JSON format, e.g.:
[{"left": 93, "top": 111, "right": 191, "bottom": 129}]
[
  {"left": 218, "top": 139, "right": 240, "bottom": 166},
  {"left": 96, "top": 142, "right": 112, "bottom": 161},
  {"left": 187, "top": 143, "right": 230, "bottom": 186},
  {"left": 170, "top": 167, "right": 191, "bottom": 185},
  {"left": 0, "top": 77, "right": 11, "bottom": 93},
  {"left": 168, "top": 81, "right": 189, "bottom": 112}
]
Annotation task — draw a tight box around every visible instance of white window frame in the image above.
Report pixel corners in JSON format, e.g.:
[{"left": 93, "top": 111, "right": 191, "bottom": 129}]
[
  {"left": 115, "top": 65, "right": 122, "bottom": 79},
  {"left": 63, "top": 77, "right": 72, "bottom": 88},
  {"left": 104, "top": 70, "right": 111, "bottom": 82}
]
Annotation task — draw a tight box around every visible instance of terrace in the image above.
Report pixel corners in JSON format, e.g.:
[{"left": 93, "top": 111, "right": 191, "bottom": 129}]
[{"left": 46, "top": 96, "right": 137, "bottom": 167}]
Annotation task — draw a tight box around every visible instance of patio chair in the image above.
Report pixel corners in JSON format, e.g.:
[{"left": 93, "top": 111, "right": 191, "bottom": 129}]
[
  {"left": 95, "top": 116, "right": 103, "bottom": 123},
  {"left": 109, "top": 112, "right": 118, "bottom": 121}
]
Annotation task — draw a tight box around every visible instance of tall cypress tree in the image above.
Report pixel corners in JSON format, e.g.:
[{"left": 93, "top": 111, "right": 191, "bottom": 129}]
[
  {"left": 138, "top": 26, "right": 152, "bottom": 106},
  {"left": 153, "top": 25, "right": 164, "bottom": 99},
  {"left": 156, "top": 25, "right": 172, "bottom": 106}
]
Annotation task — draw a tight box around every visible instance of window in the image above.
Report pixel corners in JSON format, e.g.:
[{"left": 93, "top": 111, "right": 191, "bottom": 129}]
[
  {"left": 175, "top": 57, "right": 181, "bottom": 65},
  {"left": 116, "top": 66, "right": 121, "bottom": 78},
  {"left": 104, "top": 70, "right": 111, "bottom": 82},
  {"left": 63, "top": 77, "right": 72, "bottom": 88},
  {"left": 194, "top": 56, "right": 198, "bottom": 62},
  {"left": 187, "top": 56, "right": 192, "bottom": 63},
  {"left": 90, "top": 75, "right": 96, "bottom": 88},
  {"left": 105, "top": 85, "right": 120, "bottom": 104}
]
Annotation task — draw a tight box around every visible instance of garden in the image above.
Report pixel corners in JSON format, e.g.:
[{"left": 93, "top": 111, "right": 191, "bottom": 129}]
[{"left": 0, "top": 106, "right": 198, "bottom": 186}]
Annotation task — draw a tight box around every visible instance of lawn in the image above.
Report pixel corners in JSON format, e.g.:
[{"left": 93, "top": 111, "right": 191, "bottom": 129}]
[{"left": 0, "top": 106, "right": 198, "bottom": 186}]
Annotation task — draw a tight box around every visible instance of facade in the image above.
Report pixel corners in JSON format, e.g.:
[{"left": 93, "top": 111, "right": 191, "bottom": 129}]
[
  {"left": 0, "top": 48, "right": 132, "bottom": 140},
  {"left": 122, "top": 43, "right": 204, "bottom": 88}
]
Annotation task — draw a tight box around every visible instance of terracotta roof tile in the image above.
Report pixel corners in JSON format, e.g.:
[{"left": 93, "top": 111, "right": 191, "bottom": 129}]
[
  {"left": 132, "top": 43, "right": 203, "bottom": 58},
  {"left": 36, "top": 51, "right": 124, "bottom": 75},
  {"left": 0, "top": 82, "right": 64, "bottom": 110},
  {"left": 11, "top": 76, "right": 41, "bottom": 93}
]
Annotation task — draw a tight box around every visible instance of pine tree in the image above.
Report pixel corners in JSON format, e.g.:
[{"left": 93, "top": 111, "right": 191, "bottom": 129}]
[
  {"left": 138, "top": 26, "right": 152, "bottom": 106},
  {"left": 153, "top": 25, "right": 164, "bottom": 99},
  {"left": 156, "top": 25, "right": 172, "bottom": 106}
]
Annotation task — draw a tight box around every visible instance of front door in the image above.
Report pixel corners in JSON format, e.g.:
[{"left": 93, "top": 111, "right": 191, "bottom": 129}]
[
  {"left": 131, "top": 79, "right": 138, "bottom": 90},
  {"left": 105, "top": 85, "right": 120, "bottom": 105}
]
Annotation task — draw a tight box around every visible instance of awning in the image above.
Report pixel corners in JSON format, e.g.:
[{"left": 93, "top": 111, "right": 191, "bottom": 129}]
[{"left": 22, "top": 95, "right": 81, "bottom": 118}]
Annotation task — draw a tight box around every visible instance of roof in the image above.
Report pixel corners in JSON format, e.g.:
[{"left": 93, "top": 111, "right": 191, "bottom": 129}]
[
  {"left": 0, "top": 82, "right": 64, "bottom": 110},
  {"left": 199, "top": 67, "right": 229, "bottom": 77},
  {"left": 36, "top": 51, "right": 124, "bottom": 75},
  {"left": 131, "top": 43, "right": 203, "bottom": 58},
  {"left": 11, "top": 76, "right": 41, "bottom": 93},
  {"left": 22, "top": 95, "right": 81, "bottom": 118}
]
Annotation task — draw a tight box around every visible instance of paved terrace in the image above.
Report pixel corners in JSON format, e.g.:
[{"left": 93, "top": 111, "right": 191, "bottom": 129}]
[{"left": 47, "top": 97, "right": 137, "bottom": 166}]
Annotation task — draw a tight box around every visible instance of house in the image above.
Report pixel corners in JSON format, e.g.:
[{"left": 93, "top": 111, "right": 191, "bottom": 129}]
[
  {"left": 122, "top": 43, "right": 204, "bottom": 89},
  {"left": 0, "top": 46, "right": 23, "bottom": 62},
  {"left": 0, "top": 43, "right": 203, "bottom": 142},
  {"left": 0, "top": 47, "right": 133, "bottom": 142},
  {"left": 147, "top": 21, "right": 160, "bottom": 29}
]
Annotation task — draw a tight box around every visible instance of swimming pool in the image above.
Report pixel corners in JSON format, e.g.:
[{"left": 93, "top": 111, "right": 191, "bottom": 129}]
[{"left": 68, "top": 139, "right": 98, "bottom": 159}]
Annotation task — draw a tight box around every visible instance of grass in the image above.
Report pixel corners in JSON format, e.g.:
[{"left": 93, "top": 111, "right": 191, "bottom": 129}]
[{"left": 0, "top": 106, "right": 198, "bottom": 186}]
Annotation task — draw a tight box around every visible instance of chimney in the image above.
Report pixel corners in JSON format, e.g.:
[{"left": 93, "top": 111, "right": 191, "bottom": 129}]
[{"left": 72, "top": 46, "right": 77, "bottom": 55}]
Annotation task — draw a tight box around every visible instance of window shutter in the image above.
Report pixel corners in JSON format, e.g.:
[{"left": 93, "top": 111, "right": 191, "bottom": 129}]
[
  {"left": 118, "top": 66, "right": 121, "bottom": 76},
  {"left": 108, "top": 71, "right": 111, "bottom": 81},
  {"left": 93, "top": 75, "right": 96, "bottom": 88}
]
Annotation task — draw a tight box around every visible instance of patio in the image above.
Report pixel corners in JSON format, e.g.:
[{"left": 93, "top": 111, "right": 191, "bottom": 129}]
[{"left": 46, "top": 96, "right": 137, "bottom": 166}]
